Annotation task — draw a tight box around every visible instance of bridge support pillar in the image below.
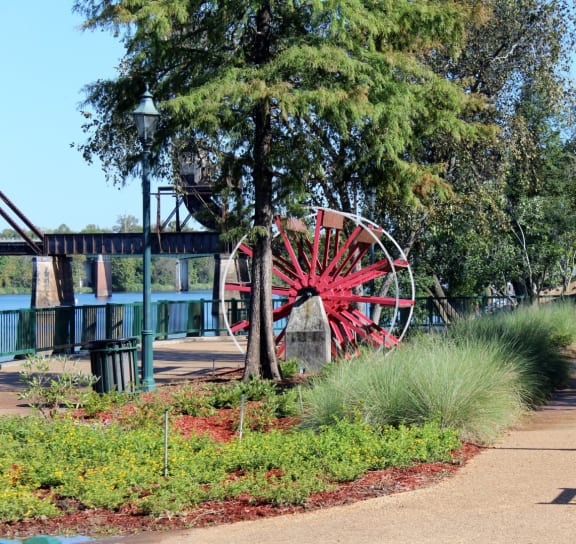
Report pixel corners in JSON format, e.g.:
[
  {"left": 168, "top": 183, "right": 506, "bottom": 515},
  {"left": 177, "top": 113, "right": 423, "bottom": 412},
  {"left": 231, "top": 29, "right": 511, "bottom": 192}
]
[
  {"left": 94, "top": 255, "right": 112, "bottom": 298},
  {"left": 212, "top": 253, "right": 250, "bottom": 336},
  {"left": 31, "top": 256, "right": 75, "bottom": 308},
  {"left": 175, "top": 259, "right": 189, "bottom": 291}
]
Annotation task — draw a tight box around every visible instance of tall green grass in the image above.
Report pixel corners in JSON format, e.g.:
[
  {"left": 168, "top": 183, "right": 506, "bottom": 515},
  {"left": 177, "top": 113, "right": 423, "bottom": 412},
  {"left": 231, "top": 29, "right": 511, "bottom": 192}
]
[
  {"left": 303, "top": 302, "right": 576, "bottom": 444},
  {"left": 447, "top": 302, "right": 575, "bottom": 405}
]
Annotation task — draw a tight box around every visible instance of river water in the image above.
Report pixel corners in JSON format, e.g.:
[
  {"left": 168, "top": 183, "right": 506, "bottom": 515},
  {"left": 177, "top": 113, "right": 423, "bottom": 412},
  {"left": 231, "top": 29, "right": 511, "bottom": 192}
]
[{"left": 0, "top": 290, "right": 214, "bottom": 311}]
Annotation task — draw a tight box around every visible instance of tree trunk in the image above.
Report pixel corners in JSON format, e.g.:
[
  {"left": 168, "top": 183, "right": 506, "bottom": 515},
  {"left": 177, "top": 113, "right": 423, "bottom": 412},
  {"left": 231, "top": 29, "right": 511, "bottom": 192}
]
[
  {"left": 244, "top": 1, "right": 280, "bottom": 381},
  {"left": 425, "top": 273, "right": 460, "bottom": 324},
  {"left": 244, "top": 226, "right": 280, "bottom": 379}
]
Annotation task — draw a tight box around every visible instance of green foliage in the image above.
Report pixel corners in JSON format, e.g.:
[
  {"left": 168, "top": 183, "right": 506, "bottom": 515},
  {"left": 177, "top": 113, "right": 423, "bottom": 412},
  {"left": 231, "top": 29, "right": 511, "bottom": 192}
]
[
  {"left": 111, "top": 257, "right": 141, "bottom": 292},
  {"left": 387, "top": 0, "right": 576, "bottom": 301},
  {"left": 81, "top": 389, "right": 132, "bottom": 418},
  {"left": 0, "top": 255, "right": 33, "bottom": 291},
  {"left": 4, "top": 303, "right": 573, "bottom": 525},
  {"left": 302, "top": 340, "right": 524, "bottom": 444},
  {"left": 203, "top": 379, "right": 279, "bottom": 409},
  {"left": 448, "top": 302, "right": 575, "bottom": 404},
  {"left": 73, "top": 0, "right": 488, "bottom": 235},
  {"left": 17, "top": 355, "right": 99, "bottom": 418},
  {"left": 113, "top": 214, "right": 140, "bottom": 233},
  {"left": 80, "top": 380, "right": 298, "bottom": 431},
  {"left": 304, "top": 304, "right": 574, "bottom": 443},
  {"left": 279, "top": 358, "right": 300, "bottom": 378},
  {"left": 167, "top": 383, "right": 216, "bottom": 417},
  {"left": 0, "top": 411, "right": 459, "bottom": 522}
]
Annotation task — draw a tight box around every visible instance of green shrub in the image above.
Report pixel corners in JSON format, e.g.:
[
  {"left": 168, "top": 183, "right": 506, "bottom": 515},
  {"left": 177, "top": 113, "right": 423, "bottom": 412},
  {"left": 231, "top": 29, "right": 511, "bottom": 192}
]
[
  {"left": 81, "top": 389, "right": 132, "bottom": 417},
  {"left": 169, "top": 383, "right": 216, "bottom": 417},
  {"left": 280, "top": 358, "right": 300, "bottom": 378},
  {"left": 0, "top": 415, "right": 459, "bottom": 522},
  {"left": 17, "top": 355, "right": 98, "bottom": 418}
]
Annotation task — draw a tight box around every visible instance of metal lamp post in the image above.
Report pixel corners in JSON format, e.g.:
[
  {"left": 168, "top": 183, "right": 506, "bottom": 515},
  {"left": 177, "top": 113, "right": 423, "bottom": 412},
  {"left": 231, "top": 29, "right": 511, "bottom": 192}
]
[{"left": 132, "top": 87, "right": 160, "bottom": 392}]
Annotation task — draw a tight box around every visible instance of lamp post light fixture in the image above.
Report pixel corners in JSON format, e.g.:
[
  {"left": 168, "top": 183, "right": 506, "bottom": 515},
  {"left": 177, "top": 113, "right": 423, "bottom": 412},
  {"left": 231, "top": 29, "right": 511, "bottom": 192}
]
[{"left": 132, "top": 87, "right": 160, "bottom": 392}]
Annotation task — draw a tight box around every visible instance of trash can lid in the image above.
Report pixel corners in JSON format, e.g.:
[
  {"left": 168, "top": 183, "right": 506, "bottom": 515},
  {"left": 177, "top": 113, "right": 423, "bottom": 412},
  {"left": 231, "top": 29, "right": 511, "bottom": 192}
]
[
  {"left": 83, "top": 338, "right": 139, "bottom": 350},
  {"left": 83, "top": 340, "right": 115, "bottom": 350},
  {"left": 22, "top": 537, "right": 65, "bottom": 544}
]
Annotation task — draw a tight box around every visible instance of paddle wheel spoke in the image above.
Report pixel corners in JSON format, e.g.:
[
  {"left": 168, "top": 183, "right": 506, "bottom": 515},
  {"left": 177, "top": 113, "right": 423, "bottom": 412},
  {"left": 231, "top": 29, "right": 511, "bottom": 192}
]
[{"left": 222, "top": 207, "right": 415, "bottom": 359}]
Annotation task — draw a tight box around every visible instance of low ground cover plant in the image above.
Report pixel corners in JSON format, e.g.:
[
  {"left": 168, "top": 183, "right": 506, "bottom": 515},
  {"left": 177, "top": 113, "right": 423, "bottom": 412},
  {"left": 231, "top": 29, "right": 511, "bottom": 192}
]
[
  {"left": 0, "top": 410, "right": 459, "bottom": 521},
  {"left": 2, "top": 302, "right": 573, "bottom": 529}
]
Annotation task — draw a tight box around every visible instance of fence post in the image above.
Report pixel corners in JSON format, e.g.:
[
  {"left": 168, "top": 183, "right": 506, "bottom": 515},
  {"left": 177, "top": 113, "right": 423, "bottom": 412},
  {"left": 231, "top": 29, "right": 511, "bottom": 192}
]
[
  {"left": 132, "top": 302, "right": 142, "bottom": 338},
  {"left": 105, "top": 303, "right": 113, "bottom": 340},
  {"left": 16, "top": 309, "right": 35, "bottom": 356},
  {"left": 186, "top": 300, "right": 203, "bottom": 337},
  {"left": 157, "top": 301, "right": 169, "bottom": 340},
  {"left": 230, "top": 298, "right": 238, "bottom": 327},
  {"left": 53, "top": 305, "right": 75, "bottom": 354}
]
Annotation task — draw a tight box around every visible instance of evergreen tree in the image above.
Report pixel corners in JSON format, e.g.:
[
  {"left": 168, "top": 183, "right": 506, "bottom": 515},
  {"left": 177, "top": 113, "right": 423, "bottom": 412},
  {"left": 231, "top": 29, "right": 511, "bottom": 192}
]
[{"left": 74, "top": 1, "right": 488, "bottom": 377}]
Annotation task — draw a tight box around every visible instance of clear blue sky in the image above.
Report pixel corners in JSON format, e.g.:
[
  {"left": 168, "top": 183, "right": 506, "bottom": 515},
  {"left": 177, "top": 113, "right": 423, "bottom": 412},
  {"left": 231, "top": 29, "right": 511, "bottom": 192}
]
[{"left": 0, "top": 3, "right": 144, "bottom": 232}]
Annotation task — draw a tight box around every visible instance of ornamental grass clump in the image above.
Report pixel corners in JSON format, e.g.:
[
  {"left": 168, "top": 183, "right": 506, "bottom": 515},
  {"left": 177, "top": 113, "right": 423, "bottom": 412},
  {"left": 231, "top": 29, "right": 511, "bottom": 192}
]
[
  {"left": 302, "top": 335, "right": 526, "bottom": 444},
  {"left": 398, "top": 336, "right": 526, "bottom": 443},
  {"left": 303, "top": 301, "right": 575, "bottom": 443},
  {"left": 300, "top": 348, "right": 413, "bottom": 429},
  {"left": 447, "top": 302, "right": 575, "bottom": 405}
]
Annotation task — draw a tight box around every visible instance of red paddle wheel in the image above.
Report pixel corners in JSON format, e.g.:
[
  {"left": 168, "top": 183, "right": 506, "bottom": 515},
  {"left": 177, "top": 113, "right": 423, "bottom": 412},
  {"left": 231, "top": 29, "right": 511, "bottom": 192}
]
[{"left": 221, "top": 207, "right": 415, "bottom": 358}]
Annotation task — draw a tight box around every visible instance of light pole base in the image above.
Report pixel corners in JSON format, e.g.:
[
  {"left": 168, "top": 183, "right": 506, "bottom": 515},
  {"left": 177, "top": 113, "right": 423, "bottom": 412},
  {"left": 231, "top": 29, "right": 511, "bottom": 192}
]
[
  {"left": 141, "top": 328, "right": 156, "bottom": 392},
  {"left": 140, "top": 378, "right": 157, "bottom": 392}
]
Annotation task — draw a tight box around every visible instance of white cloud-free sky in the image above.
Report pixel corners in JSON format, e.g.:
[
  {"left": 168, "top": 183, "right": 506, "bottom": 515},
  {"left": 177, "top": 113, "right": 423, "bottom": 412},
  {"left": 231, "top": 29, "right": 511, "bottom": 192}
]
[{"left": 0, "top": 3, "right": 144, "bottom": 232}]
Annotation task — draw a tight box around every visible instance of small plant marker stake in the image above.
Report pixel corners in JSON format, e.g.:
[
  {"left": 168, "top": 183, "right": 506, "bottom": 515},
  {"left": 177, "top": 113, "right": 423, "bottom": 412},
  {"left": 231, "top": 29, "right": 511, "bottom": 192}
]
[
  {"left": 298, "top": 368, "right": 305, "bottom": 412},
  {"left": 164, "top": 409, "right": 169, "bottom": 477},
  {"left": 212, "top": 358, "right": 216, "bottom": 378},
  {"left": 238, "top": 393, "right": 246, "bottom": 441}
]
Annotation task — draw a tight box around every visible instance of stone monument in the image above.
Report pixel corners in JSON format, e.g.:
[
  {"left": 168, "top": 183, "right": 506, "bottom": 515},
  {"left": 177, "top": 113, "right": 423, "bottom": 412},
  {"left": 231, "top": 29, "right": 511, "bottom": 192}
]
[{"left": 285, "top": 293, "right": 331, "bottom": 372}]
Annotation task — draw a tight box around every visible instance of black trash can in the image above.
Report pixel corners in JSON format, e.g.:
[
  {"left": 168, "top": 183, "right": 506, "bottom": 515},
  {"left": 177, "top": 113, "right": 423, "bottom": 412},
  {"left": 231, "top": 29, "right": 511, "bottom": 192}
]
[{"left": 85, "top": 337, "right": 139, "bottom": 394}]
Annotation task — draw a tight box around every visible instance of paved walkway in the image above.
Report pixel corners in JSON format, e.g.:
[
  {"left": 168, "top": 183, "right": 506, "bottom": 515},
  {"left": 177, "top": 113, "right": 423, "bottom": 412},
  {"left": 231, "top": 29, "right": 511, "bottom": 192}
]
[
  {"left": 2, "top": 341, "right": 576, "bottom": 543},
  {"left": 0, "top": 337, "right": 246, "bottom": 415}
]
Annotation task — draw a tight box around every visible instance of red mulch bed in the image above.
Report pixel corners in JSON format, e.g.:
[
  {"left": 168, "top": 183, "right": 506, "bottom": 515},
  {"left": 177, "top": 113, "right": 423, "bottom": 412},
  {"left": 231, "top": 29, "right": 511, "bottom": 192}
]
[{"left": 0, "top": 380, "right": 483, "bottom": 540}]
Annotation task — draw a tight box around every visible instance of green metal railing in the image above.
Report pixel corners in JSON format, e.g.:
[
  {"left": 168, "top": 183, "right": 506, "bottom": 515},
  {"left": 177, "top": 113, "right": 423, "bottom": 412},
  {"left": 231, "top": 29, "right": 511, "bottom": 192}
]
[
  {"left": 0, "top": 298, "right": 246, "bottom": 359},
  {"left": 0, "top": 295, "right": 567, "bottom": 359}
]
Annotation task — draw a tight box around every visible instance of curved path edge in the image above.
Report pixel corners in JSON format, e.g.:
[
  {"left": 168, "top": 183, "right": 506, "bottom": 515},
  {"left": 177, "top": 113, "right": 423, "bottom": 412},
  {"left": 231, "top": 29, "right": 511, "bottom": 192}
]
[{"left": 114, "top": 372, "right": 576, "bottom": 544}]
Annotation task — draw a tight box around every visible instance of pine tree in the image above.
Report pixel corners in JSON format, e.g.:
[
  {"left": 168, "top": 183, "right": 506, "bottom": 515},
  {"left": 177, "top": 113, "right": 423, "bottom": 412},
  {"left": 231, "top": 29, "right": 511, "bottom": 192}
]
[{"left": 74, "top": 0, "right": 486, "bottom": 378}]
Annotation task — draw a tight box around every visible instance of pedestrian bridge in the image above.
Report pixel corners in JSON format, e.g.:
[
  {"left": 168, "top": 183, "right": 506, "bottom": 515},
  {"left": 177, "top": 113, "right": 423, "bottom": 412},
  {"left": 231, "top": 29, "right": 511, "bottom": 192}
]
[{"left": 0, "top": 231, "right": 222, "bottom": 256}]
